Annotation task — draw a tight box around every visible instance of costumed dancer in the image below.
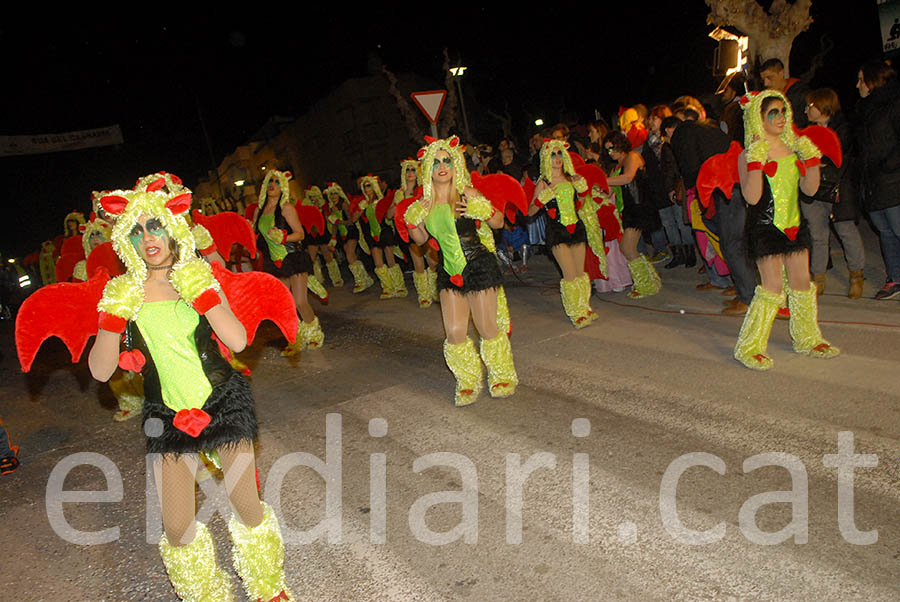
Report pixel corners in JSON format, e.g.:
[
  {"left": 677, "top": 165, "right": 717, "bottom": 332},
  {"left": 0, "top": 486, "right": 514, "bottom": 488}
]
[
  {"left": 325, "top": 181, "right": 373, "bottom": 292},
  {"left": 314, "top": 184, "right": 344, "bottom": 288},
  {"left": 401, "top": 135, "right": 517, "bottom": 406},
  {"left": 527, "top": 139, "right": 601, "bottom": 327},
  {"left": 15, "top": 184, "right": 298, "bottom": 601},
  {"left": 300, "top": 186, "right": 330, "bottom": 290},
  {"left": 603, "top": 131, "right": 662, "bottom": 298},
  {"left": 355, "top": 175, "right": 407, "bottom": 299},
  {"left": 396, "top": 158, "right": 439, "bottom": 307},
  {"left": 253, "top": 169, "right": 324, "bottom": 356},
  {"left": 733, "top": 90, "right": 839, "bottom": 370}
]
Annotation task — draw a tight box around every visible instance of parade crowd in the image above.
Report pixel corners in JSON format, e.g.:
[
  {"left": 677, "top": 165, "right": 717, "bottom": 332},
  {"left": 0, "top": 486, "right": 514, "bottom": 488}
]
[{"left": 5, "top": 56, "right": 900, "bottom": 601}]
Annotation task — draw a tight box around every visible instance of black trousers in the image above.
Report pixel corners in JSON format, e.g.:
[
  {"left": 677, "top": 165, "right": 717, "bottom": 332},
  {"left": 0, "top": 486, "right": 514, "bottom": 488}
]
[{"left": 715, "top": 188, "right": 757, "bottom": 305}]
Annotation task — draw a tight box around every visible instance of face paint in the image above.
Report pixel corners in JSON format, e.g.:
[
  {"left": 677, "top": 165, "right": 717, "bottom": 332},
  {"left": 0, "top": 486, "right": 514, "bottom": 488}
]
[
  {"left": 432, "top": 156, "right": 453, "bottom": 168},
  {"left": 766, "top": 107, "right": 786, "bottom": 121},
  {"left": 129, "top": 217, "right": 168, "bottom": 249}
]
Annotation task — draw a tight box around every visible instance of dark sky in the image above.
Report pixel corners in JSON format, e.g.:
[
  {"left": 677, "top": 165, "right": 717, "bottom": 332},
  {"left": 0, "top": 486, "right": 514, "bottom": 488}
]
[{"left": 0, "top": 3, "right": 883, "bottom": 257}]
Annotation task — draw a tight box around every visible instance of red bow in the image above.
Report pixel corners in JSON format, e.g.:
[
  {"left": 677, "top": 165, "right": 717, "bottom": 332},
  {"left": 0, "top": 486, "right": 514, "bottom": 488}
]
[
  {"left": 172, "top": 408, "right": 211, "bottom": 437},
  {"left": 546, "top": 208, "right": 557, "bottom": 219},
  {"left": 450, "top": 274, "right": 464, "bottom": 287},
  {"left": 566, "top": 224, "right": 577, "bottom": 234},
  {"left": 783, "top": 226, "right": 799, "bottom": 241},
  {"left": 118, "top": 349, "right": 145, "bottom": 372}
]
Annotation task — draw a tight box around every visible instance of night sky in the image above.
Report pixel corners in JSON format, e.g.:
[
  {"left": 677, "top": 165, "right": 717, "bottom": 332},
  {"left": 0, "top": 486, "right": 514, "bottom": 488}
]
[{"left": 0, "top": 3, "right": 883, "bottom": 258}]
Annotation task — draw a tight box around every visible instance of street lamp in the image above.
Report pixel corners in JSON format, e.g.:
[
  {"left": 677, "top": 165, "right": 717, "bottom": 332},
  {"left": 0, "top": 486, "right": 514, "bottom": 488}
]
[
  {"left": 449, "top": 65, "right": 472, "bottom": 140},
  {"left": 534, "top": 118, "right": 544, "bottom": 127}
]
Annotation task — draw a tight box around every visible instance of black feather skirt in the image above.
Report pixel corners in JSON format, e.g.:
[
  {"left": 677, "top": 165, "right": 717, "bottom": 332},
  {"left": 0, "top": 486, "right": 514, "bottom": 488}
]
[{"left": 143, "top": 370, "right": 258, "bottom": 455}]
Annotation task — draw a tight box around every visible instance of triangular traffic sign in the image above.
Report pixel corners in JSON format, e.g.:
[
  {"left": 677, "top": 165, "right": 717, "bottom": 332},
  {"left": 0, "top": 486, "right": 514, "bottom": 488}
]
[{"left": 410, "top": 90, "right": 447, "bottom": 124}]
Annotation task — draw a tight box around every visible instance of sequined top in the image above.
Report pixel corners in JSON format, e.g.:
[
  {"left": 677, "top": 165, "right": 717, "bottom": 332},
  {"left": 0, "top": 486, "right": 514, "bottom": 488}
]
[
  {"left": 135, "top": 301, "right": 212, "bottom": 412},
  {"left": 765, "top": 154, "right": 801, "bottom": 235}
]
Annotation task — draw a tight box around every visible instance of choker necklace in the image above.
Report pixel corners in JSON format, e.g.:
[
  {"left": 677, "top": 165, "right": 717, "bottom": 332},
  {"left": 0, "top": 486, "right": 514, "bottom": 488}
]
[{"left": 147, "top": 263, "right": 174, "bottom": 271}]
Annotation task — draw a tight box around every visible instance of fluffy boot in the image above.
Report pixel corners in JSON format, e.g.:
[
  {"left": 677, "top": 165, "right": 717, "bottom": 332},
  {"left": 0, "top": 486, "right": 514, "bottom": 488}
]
[
  {"left": 427, "top": 267, "right": 439, "bottom": 302},
  {"left": 479, "top": 333, "right": 517, "bottom": 397},
  {"left": 812, "top": 273, "right": 826, "bottom": 297},
  {"left": 229, "top": 503, "right": 294, "bottom": 602},
  {"left": 110, "top": 370, "right": 144, "bottom": 422},
  {"left": 306, "top": 274, "right": 328, "bottom": 303},
  {"left": 349, "top": 260, "right": 374, "bottom": 293},
  {"left": 626, "top": 255, "right": 662, "bottom": 299},
  {"left": 664, "top": 245, "right": 685, "bottom": 269},
  {"left": 788, "top": 283, "right": 840, "bottom": 358},
  {"left": 412, "top": 270, "right": 432, "bottom": 308},
  {"left": 443, "top": 338, "right": 483, "bottom": 406},
  {"left": 389, "top": 264, "right": 408, "bottom": 298},
  {"left": 325, "top": 259, "right": 343, "bottom": 287},
  {"left": 733, "top": 286, "right": 783, "bottom": 371},
  {"left": 848, "top": 269, "right": 864, "bottom": 299},
  {"left": 578, "top": 273, "right": 598, "bottom": 322},
  {"left": 159, "top": 522, "right": 234, "bottom": 602},
  {"left": 560, "top": 277, "right": 592, "bottom": 328},
  {"left": 281, "top": 322, "right": 304, "bottom": 357},
  {"left": 299, "top": 316, "right": 325, "bottom": 350},
  {"left": 374, "top": 265, "right": 394, "bottom": 299},
  {"left": 312, "top": 256, "right": 324, "bottom": 286}
]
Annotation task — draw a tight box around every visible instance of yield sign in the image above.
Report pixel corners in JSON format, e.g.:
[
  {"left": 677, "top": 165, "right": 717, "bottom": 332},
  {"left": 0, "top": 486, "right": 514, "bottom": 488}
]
[{"left": 410, "top": 90, "right": 447, "bottom": 124}]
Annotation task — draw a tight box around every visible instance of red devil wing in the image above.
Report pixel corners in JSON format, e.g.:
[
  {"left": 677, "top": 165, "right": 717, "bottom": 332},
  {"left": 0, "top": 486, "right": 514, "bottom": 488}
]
[
  {"left": 376, "top": 189, "right": 395, "bottom": 223},
  {"left": 575, "top": 163, "right": 610, "bottom": 195},
  {"left": 85, "top": 241, "right": 125, "bottom": 278},
  {"left": 696, "top": 141, "right": 742, "bottom": 208},
  {"left": 348, "top": 194, "right": 365, "bottom": 215},
  {"left": 15, "top": 268, "right": 110, "bottom": 372},
  {"left": 192, "top": 210, "right": 258, "bottom": 260},
  {"left": 521, "top": 178, "right": 536, "bottom": 210},
  {"left": 296, "top": 205, "right": 326, "bottom": 236},
  {"left": 211, "top": 263, "right": 298, "bottom": 346},
  {"left": 394, "top": 197, "right": 417, "bottom": 243},
  {"left": 60, "top": 235, "right": 85, "bottom": 258},
  {"left": 55, "top": 254, "right": 81, "bottom": 283},
  {"left": 244, "top": 203, "right": 258, "bottom": 222},
  {"left": 795, "top": 124, "right": 842, "bottom": 168},
  {"left": 470, "top": 172, "right": 527, "bottom": 222},
  {"left": 569, "top": 151, "right": 586, "bottom": 169}
]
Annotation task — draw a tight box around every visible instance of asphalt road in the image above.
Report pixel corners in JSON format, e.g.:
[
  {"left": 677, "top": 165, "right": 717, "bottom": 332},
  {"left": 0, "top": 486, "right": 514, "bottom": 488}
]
[{"left": 1, "top": 243, "right": 898, "bottom": 601}]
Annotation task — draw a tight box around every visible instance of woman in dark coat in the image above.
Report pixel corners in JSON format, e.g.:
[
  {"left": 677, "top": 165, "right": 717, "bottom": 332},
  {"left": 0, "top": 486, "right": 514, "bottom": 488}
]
[{"left": 855, "top": 59, "right": 900, "bottom": 300}]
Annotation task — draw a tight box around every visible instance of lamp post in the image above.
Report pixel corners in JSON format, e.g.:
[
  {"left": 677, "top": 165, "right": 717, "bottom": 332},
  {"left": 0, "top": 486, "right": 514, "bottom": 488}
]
[{"left": 449, "top": 65, "right": 472, "bottom": 140}]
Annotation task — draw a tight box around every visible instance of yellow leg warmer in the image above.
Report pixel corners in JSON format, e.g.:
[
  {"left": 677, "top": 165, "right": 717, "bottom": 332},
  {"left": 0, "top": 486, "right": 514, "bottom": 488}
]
[
  {"left": 560, "top": 277, "right": 592, "bottom": 328},
  {"left": 412, "top": 270, "right": 432, "bottom": 307},
  {"left": 479, "top": 333, "right": 517, "bottom": 397},
  {"left": 229, "top": 503, "right": 294, "bottom": 602},
  {"left": 733, "top": 286, "right": 783, "bottom": 371},
  {"left": 496, "top": 285, "right": 511, "bottom": 335},
  {"left": 427, "top": 267, "right": 439, "bottom": 301},
  {"left": 325, "top": 259, "right": 343, "bottom": 287},
  {"left": 281, "top": 322, "right": 304, "bottom": 357},
  {"left": 578, "top": 273, "right": 597, "bottom": 322},
  {"left": 374, "top": 265, "right": 394, "bottom": 299},
  {"left": 349, "top": 261, "right": 373, "bottom": 293},
  {"left": 110, "top": 370, "right": 144, "bottom": 421},
  {"left": 306, "top": 274, "right": 328, "bottom": 301},
  {"left": 299, "top": 316, "right": 325, "bottom": 350},
  {"left": 312, "top": 256, "right": 324, "bottom": 285},
  {"left": 788, "top": 283, "right": 840, "bottom": 358},
  {"left": 159, "top": 522, "right": 234, "bottom": 602},
  {"left": 443, "top": 338, "right": 483, "bottom": 406},
  {"left": 389, "top": 264, "right": 408, "bottom": 297},
  {"left": 627, "top": 255, "right": 662, "bottom": 299}
]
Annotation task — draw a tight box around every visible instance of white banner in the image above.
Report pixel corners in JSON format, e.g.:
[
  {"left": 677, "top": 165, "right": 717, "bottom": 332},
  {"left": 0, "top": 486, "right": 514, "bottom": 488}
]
[
  {"left": 0, "top": 125, "right": 124, "bottom": 157},
  {"left": 878, "top": 0, "right": 900, "bottom": 54}
]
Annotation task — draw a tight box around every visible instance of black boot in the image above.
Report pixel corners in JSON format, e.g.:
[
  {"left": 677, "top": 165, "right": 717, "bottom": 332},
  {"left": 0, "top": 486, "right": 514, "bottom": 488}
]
[
  {"left": 664, "top": 245, "right": 685, "bottom": 269},
  {"left": 683, "top": 244, "right": 697, "bottom": 268}
]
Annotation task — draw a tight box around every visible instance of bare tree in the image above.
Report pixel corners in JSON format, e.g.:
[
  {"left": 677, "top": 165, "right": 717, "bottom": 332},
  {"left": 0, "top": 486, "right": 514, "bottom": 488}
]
[{"left": 706, "top": 0, "right": 813, "bottom": 77}]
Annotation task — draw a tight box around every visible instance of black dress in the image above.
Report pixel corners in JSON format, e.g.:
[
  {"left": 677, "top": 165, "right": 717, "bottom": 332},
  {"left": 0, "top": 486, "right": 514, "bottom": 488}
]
[
  {"left": 255, "top": 207, "right": 313, "bottom": 278},
  {"left": 436, "top": 214, "right": 503, "bottom": 294},
  {"left": 746, "top": 174, "right": 811, "bottom": 259},
  {"left": 128, "top": 314, "right": 258, "bottom": 456},
  {"left": 541, "top": 179, "right": 588, "bottom": 248},
  {"left": 620, "top": 167, "right": 662, "bottom": 232}
]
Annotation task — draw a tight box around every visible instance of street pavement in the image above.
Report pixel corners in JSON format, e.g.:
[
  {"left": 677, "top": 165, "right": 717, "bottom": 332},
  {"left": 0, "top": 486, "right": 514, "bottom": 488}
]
[{"left": 0, "top": 240, "right": 898, "bottom": 601}]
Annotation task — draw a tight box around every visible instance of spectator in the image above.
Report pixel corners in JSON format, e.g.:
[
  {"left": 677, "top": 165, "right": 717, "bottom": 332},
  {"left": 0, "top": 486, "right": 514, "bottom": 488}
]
[
  {"left": 801, "top": 88, "right": 866, "bottom": 298},
  {"left": 855, "top": 59, "right": 900, "bottom": 299},
  {"left": 760, "top": 58, "right": 811, "bottom": 127},
  {"left": 717, "top": 72, "right": 746, "bottom": 143}
]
